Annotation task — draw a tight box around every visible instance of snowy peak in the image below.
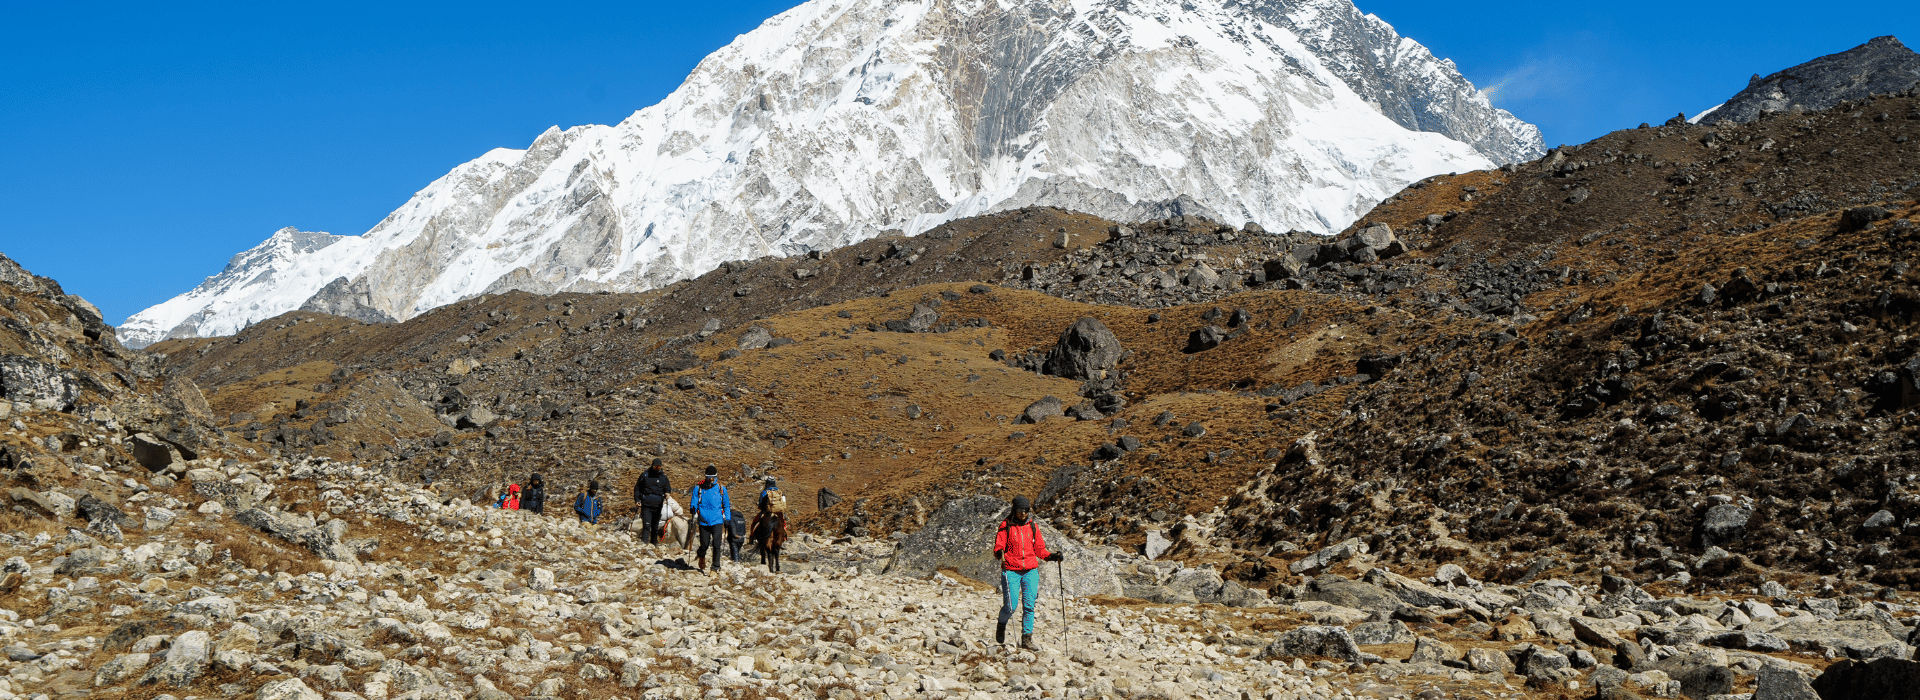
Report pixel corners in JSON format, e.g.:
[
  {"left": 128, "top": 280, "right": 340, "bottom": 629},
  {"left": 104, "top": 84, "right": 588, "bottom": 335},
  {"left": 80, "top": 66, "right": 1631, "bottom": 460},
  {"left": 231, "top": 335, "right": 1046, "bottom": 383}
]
[{"left": 122, "top": 0, "right": 1541, "bottom": 347}]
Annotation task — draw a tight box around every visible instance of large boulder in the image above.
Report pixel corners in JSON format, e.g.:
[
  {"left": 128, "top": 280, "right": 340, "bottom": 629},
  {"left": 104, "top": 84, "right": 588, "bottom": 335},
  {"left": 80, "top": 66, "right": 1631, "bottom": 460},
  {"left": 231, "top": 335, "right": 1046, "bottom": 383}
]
[
  {"left": 1809, "top": 658, "right": 1920, "bottom": 700},
  {"left": 0, "top": 355, "right": 78, "bottom": 411},
  {"left": 1701, "top": 505, "right": 1752, "bottom": 547},
  {"left": 1363, "top": 568, "right": 1494, "bottom": 620},
  {"left": 1259, "top": 626, "right": 1365, "bottom": 663},
  {"left": 1042, "top": 318, "right": 1124, "bottom": 380},
  {"left": 129, "top": 433, "right": 179, "bottom": 472},
  {"left": 76, "top": 494, "right": 131, "bottom": 528},
  {"left": 140, "top": 630, "right": 211, "bottom": 687},
  {"left": 737, "top": 327, "right": 774, "bottom": 350},
  {"left": 1753, "top": 665, "right": 1819, "bottom": 700},
  {"left": 1747, "top": 617, "right": 1910, "bottom": 660},
  {"left": 235, "top": 509, "right": 358, "bottom": 563},
  {"left": 885, "top": 496, "right": 1121, "bottom": 597},
  {"left": 1647, "top": 650, "right": 1735, "bottom": 699},
  {"left": 1289, "top": 538, "right": 1368, "bottom": 574},
  {"left": 1018, "top": 396, "right": 1065, "bottom": 424},
  {"left": 1299, "top": 575, "right": 1403, "bottom": 613}
]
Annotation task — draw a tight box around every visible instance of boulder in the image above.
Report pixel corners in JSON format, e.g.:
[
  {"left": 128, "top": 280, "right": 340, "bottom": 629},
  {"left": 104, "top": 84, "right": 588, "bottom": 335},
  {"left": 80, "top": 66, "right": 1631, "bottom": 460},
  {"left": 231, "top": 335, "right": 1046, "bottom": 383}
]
[
  {"left": 737, "top": 327, "right": 774, "bottom": 350},
  {"left": 9, "top": 487, "right": 74, "bottom": 519},
  {"left": 256, "top": 678, "right": 325, "bottom": 700},
  {"left": 1810, "top": 658, "right": 1920, "bottom": 700},
  {"left": 1511, "top": 644, "right": 1574, "bottom": 682},
  {"left": 884, "top": 496, "right": 1121, "bottom": 597},
  {"left": 1748, "top": 617, "right": 1910, "bottom": 660},
  {"left": 1260, "top": 626, "right": 1364, "bottom": 663},
  {"left": 140, "top": 630, "right": 211, "bottom": 687},
  {"left": 1465, "top": 647, "right": 1514, "bottom": 674},
  {"left": 1143, "top": 530, "right": 1172, "bottom": 560},
  {"left": 1289, "top": 538, "right": 1368, "bottom": 574},
  {"left": 1185, "top": 326, "right": 1226, "bottom": 353},
  {"left": 1409, "top": 637, "right": 1459, "bottom": 665},
  {"left": 0, "top": 356, "right": 77, "bottom": 411},
  {"left": 1350, "top": 620, "right": 1416, "bottom": 645},
  {"left": 129, "top": 433, "right": 178, "bottom": 471},
  {"left": 817, "top": 488, "right": 842, "bottom": 511},
  {"left": 142, "top": 506, "right": 176, "bottom": 531},
  {"left": 905, "top": 305, "right": 940, "bottom": 333},
  {"left": 1042, "top": 318, "right": 1125, "bottom": 380},
  {"left": 455, "top": 407, "right": 498, "bottom": 430},
  {"left": 1701, "top": 505, "right": 1752, "bottom": 547},
  {"left": 1019, "top": 396, "right": 1065, "bottom": 424},
  {"left": 1364, "top": 568, "right": 1493, "bottom": 620},
  {"left": 93, "top": 652, "right": 152, "bottom": 686},
  {"left": 175, "top": 595, "right": 238, "bottom": 622},
  {"left": 235, "top": 508, "right": 358, "bottom": 563},
  {"left": 1299, "top": 575, "right": 1404, "bottom": 613},
  {"left": 1753, "top": 665, "right": 1819, "bottom": 700},
  {"left": 1184, "top": 262, "right": 1223, "bottom": 289},
  {"left": 1705, "top": 630, "right": 1790, "bottom": 652},
  {"left": 76, "top": 494, "right": 131, "bottom": 528},
  {"left": 1647, "top": 651, "right": 1735, "bottom": 699}
]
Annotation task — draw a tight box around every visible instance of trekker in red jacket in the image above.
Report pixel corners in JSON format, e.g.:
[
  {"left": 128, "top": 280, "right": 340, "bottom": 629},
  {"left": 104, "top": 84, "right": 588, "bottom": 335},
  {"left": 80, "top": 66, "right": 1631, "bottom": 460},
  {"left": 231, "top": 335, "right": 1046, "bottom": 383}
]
[{"left": 993, "top": 496, "right": 1064, "bottom": 650}]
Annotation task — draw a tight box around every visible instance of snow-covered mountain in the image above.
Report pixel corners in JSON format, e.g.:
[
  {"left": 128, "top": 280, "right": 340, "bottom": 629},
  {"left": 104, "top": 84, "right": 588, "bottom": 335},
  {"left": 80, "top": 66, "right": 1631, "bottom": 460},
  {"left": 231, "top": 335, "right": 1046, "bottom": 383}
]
[{"left": 121, "top": 0, "right": 1541, "bottom": 347}]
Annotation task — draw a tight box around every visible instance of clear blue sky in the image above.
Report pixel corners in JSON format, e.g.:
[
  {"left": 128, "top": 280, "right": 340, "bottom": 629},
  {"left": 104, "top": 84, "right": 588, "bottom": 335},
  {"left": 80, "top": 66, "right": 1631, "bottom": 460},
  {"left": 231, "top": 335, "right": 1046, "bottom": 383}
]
[{"left": 2, "top": 1, "right": 1914, "bottom": 324}]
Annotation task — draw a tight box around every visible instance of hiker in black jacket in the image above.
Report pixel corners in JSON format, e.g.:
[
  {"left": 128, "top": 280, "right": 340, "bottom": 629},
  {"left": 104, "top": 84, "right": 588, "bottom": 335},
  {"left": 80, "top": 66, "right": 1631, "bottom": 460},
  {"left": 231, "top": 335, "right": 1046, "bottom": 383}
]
[
  {"left": 634, "top": 459, "right": 671, "bottom": 545},
  {"left": 524, "top": 473, "right": 547, "bottom": 515}
]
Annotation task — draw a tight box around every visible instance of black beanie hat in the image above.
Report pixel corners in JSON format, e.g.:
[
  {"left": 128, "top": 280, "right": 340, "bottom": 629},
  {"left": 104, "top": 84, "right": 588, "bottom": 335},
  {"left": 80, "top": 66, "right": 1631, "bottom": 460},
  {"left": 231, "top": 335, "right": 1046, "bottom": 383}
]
[
  {"left": 704, "top": 465, "right": 718, "bottom": 477},
  {"left": 1011, "top": 496, "right": 1031, "bottom": 514},
  {"left": 650, "top": 458, "right": 663, "bottom": 468}
]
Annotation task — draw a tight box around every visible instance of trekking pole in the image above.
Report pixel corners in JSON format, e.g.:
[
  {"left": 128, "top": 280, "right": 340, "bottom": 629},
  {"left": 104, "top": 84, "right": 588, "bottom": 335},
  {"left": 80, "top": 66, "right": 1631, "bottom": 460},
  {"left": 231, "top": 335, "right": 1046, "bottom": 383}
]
[{"left": 1059, "top": 558, "right": 1067, "bottom": 652}]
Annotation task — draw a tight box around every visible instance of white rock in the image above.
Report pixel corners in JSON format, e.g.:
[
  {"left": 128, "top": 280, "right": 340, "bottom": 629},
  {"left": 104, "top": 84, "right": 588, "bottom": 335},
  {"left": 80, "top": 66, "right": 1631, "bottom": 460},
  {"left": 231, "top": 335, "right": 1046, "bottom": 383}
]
[{"left": 256, "top": 677, "right": 324, "bottom": 700}]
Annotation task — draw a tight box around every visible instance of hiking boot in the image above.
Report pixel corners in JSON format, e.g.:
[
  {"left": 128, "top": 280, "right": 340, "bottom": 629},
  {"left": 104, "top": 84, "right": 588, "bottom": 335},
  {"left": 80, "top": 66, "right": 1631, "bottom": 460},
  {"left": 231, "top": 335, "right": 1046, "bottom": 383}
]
[
  {"left": 1020, "top": 633, "right": 1035, "bottom": 650},
  {"left": 995, "top": 620, "right": 1007, "bottom": 645}
]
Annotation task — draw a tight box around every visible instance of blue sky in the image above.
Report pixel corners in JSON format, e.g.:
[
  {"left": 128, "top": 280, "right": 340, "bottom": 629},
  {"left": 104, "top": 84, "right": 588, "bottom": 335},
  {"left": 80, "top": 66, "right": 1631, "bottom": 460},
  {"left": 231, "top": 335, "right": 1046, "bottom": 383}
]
[{"left": 2, "top": 1, "right": 1914, "bottom": 324}]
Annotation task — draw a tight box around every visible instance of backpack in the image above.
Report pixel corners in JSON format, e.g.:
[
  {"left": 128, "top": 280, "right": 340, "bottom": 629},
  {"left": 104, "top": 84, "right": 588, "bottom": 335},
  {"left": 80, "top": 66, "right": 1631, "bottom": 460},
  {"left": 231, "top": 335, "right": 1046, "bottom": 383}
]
[
  {"left": 579, "top": 494, "right": 603, "bottom": 523},
  {"left": 763, "top": 489, "right": 787, "bottom": 514},
  {"left": 692, "top": 482, "right": 729, "bottom": 525}
]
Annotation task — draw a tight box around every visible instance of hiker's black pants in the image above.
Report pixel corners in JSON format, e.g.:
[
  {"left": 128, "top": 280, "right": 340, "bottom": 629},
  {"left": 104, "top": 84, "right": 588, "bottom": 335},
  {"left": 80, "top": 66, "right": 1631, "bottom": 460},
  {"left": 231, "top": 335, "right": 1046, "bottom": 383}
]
[
  {"left": 640, "top": 504, "right": 662, "bottom": 544},
  {"left": 696, "top": 523, "right": 725, "bottom": 569}
]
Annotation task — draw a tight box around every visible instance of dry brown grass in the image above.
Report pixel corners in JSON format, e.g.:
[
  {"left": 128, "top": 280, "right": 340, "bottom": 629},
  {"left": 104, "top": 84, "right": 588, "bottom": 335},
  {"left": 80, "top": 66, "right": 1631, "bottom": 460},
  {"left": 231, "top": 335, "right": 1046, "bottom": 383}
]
[
  {"left": 0, "top": 507, "right": 55, "bottom": 538},
  {"left": 214, "top": 530, "right": 326, "bottom": 577}
]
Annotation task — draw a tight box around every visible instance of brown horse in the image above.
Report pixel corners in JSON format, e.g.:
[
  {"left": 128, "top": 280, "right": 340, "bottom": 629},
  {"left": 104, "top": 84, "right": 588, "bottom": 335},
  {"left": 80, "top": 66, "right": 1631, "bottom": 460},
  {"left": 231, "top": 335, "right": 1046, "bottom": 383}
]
[{"left": 749, "top": 512, "right": 788, "bottom": 573}]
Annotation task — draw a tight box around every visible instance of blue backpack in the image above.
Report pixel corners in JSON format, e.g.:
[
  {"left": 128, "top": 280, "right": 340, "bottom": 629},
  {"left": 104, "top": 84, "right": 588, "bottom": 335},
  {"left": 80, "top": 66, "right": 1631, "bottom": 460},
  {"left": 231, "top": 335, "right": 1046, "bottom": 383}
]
[
  {"left": 576, "top": 493, "right": 603, "bottom": 523},
  {"left": 692, "top": 483, "right": 730, "bottom": 526}
]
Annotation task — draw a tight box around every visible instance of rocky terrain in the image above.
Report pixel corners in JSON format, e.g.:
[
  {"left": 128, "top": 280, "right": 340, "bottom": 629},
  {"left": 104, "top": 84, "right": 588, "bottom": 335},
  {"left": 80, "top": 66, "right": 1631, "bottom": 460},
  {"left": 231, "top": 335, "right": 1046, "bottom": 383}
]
[
  {"left": 4, "top": 440, "right": 1916, "bottom": 700},
  {"left": 9, "top": 37, "right": 1920, "bottom": 700}
]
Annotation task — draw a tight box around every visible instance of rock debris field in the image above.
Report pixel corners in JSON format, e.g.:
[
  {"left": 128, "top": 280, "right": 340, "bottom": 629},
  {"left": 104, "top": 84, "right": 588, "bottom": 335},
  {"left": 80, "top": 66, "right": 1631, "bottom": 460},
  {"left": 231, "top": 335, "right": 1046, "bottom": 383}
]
[{"left": 3, "top": 456, "right": 1918, "bottom": 700}]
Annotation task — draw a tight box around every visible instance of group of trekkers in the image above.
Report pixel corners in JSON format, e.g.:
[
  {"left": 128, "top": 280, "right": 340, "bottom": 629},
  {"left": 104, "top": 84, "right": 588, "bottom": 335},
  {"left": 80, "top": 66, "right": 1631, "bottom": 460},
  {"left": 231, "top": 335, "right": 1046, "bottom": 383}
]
[
  {"left": 634, "top": 460, "right": 791, "bottom": 574},
  {"left": 489, "top": 473, "right": 603, "bottom": 520},
  {"left": 472, "top": 464, "right": 1064, "bottom": 650}
]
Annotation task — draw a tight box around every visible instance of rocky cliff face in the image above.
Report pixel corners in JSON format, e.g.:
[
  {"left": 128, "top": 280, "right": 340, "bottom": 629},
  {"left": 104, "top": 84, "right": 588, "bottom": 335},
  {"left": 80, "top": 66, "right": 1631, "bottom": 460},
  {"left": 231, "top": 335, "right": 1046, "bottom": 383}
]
[
  {"left": 1695, "top": 35, "right": 1920, "bottom": 124},
  {"left": 120, "top": 0, "right": 1540, "bottom": 348}
]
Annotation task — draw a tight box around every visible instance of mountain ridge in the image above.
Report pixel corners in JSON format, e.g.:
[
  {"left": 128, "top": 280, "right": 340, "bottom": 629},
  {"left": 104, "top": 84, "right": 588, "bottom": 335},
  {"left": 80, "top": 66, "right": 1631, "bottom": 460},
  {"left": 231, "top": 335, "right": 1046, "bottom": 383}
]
[{"left": 119, "top": 0, "right": 1540, "bottom": 348}]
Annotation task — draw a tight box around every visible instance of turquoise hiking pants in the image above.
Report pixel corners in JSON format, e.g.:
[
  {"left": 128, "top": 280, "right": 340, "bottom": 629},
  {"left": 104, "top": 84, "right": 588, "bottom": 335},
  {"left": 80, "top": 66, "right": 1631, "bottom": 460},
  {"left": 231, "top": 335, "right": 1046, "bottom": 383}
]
[{"left": 999, "top": 568, "right": 1040, "bottom": 635}]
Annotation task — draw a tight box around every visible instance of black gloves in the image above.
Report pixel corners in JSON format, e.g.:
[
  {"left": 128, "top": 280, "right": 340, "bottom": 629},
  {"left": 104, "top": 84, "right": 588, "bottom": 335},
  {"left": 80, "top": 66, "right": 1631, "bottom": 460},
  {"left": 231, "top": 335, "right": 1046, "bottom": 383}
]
[{"left": 1045, "top": 552, "right": 1064, "bottom": 562}]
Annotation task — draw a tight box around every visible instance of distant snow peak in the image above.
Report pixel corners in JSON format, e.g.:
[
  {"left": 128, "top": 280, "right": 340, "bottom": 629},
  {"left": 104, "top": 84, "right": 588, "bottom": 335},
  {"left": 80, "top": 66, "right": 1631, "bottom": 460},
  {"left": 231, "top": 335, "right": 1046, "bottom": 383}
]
[{"left": 120, "top": 0, "right": 1542, "bottom": 347}]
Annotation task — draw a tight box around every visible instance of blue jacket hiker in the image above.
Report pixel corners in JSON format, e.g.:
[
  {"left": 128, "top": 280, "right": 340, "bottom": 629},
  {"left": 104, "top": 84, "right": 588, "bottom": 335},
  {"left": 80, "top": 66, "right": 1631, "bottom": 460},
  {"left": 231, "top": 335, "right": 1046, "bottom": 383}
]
[
  {"left": 689, "top": 466, "right": 731, "bottom": 573},
  {"left": 573, "top": 480, "right": 604, "bottom": 524}
]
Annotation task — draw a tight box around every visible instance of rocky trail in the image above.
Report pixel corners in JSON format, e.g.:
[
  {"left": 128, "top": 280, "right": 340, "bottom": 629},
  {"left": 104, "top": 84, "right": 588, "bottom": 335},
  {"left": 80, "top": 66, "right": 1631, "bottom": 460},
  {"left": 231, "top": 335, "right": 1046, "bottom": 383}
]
[{"left": 5, "top": 451, "right": 1916, "bottom": 700}]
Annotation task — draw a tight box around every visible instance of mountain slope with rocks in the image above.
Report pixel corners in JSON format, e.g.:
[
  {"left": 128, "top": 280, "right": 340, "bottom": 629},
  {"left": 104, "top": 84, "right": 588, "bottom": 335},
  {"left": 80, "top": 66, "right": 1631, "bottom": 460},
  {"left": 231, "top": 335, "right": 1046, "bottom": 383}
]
[
  {"left": 126, "top": 83, "right": 1920, "bottom": 604},
  {"left": 118, "top": 0, "right": 1541, "bottom": 348},
  {"left": 1695, "top": 35, "right": 1920, "bottom": 124}
]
